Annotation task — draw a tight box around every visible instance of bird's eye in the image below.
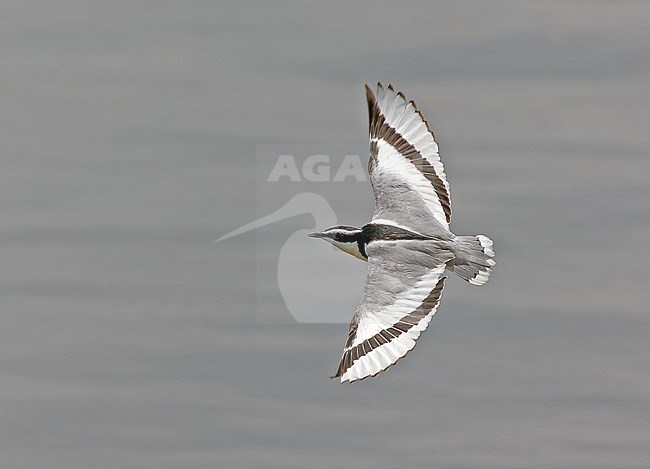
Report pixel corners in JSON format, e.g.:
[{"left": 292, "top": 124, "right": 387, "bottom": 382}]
[{"left": 334, "top": 233, "right": 342, "bottom": 241}]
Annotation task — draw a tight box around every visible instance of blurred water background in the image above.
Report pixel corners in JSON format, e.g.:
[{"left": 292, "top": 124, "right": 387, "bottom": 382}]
[{"left": 1, "top": 2, "right": 648, "bottom": 468}]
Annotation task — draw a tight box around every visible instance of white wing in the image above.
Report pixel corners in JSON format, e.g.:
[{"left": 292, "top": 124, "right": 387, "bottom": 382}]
[
  {"left": 333, "top": 240, "right": 453, "bottom": 383},
  {"left": 366, "top": 83, "right": 452, "bottom": 236}
]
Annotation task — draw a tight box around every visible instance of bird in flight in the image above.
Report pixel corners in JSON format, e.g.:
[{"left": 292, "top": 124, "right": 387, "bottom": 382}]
[{"left": 309, "top": 83, "right": 495, "bottom": 383}]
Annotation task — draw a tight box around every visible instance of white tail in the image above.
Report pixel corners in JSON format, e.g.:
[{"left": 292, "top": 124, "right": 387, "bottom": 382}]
[{"left": 449, "top": 235, "right": 495, "bottom": 285}]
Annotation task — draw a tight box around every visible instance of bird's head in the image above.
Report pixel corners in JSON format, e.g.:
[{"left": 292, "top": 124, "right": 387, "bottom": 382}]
[{"left": 308, "top": 225, "right": 366, "bottom": 261}]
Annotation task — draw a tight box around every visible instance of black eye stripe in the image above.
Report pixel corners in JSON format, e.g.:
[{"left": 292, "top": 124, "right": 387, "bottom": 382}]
[
  {"left": 321, "top": 227, "right": 363, "bottom": 243},
  {"left": 329, "top": 231, "right": 357, "bottom": 243}
]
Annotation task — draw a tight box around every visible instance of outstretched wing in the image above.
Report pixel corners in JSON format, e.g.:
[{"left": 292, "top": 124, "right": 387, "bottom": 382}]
[
  {"left": 366, "top": 83, "right": 452, "bottom": 235},
  {"left": 333, "top": 240, "right": 453, "bottom": 383}
]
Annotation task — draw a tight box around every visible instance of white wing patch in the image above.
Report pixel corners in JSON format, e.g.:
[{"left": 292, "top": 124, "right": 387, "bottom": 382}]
[
  {"left": 367, "top": 83, "right": 452, "bottom": 230},
  {"left": 374, "top": 139, "right": 449, "bottom": 230},
  {"left": 375, "top": 84, "right": 451, "bottom": 202},
  {"left": 333, "top": 255, "right": 449, "bottom": 383},
  {"left": 352, "top": 264, "right": 442, "bottom": 342}
]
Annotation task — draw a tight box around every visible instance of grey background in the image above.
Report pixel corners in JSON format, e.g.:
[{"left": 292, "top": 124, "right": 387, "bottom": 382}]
[
  {"left": 1, "top": 1, "right": 649, "bottom": 468},
  {"left": 255, "top": 144, "right": 371, "bottom": 324}
]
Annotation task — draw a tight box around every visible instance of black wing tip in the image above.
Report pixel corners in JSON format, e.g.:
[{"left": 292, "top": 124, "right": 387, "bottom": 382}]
[
  {"left": 366, "top": 82, "right": 404, "bottom": 97},
  {"left": 366, "top": 83, "right": 413, "bottom": 113},
  {"left": 364, "top": 84, "right": 376, "bottom": 103},
  {"left": 369, "top": 82, "right": 436, "bottom": 103}
]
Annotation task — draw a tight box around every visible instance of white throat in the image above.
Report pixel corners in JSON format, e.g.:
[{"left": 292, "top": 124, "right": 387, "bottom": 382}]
[{"left": 326, "top": 239, "right": 367, "bottom": 262}]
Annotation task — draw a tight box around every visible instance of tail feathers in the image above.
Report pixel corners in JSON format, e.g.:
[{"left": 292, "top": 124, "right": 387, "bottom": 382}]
[{"left": 450, "top": 235, "right": 495, "bottom": 286}]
